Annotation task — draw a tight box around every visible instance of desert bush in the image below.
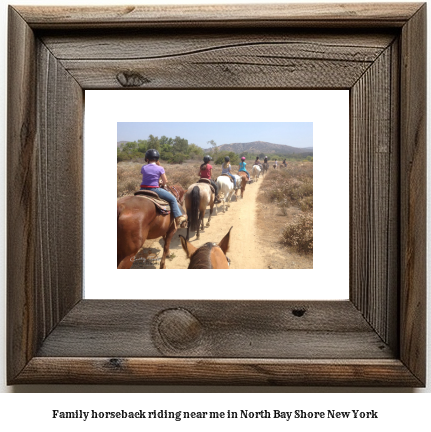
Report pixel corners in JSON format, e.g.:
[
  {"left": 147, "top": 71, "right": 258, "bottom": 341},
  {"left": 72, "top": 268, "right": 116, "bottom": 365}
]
[
  {"left": 260, "top": 161, "right": 313, "bottom": 210},
  {"left": 299, "top": 195, "right": 313, "bottom": 212},
  {"left": 281, "top": 212, "right": 313, "bottom": 253}
]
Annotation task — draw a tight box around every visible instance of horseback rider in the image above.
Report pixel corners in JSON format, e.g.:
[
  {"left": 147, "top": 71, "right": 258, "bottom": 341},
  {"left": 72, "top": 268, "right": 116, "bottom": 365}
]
[
  {"left": 198, "top": 155, "right": 221, "bottom": 203},
  {"left": 221, "top": 156, "right": 237, "bottom": 188},
  {"left": 239, "top": 156, "right": 251, "bottom": 181},
  {"left": 254, "top": 156, "right": 263, "bottom": 167},
  {"left": 140, "top": 149, "right": 187, "bottom": 228},
  {"left": 264, "top": 156, "right": 268, "bottom": 163}
]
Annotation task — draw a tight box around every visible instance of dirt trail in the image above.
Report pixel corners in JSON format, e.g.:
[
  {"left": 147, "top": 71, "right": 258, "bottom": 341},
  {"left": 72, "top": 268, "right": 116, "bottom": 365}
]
[{"left": 132, "top": 178, "right": 267, "bottom": 269}]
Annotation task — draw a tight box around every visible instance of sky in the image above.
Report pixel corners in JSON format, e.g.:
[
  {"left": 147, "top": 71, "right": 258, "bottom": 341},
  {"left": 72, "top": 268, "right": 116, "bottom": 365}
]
[{"left": 117, "top": 122, "right": 313, "bottom": 149}]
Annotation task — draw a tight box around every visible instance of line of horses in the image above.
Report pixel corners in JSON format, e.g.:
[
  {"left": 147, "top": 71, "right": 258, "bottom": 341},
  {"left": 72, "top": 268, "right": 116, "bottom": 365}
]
[{"left": 117, "top": 163, "right": 268, "bottom": 269}]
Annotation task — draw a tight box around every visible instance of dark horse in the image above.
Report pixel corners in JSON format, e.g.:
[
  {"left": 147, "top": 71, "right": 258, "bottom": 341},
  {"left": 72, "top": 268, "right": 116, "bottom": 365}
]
[
  {"left": 117, "top": 185, "right": 185, "bottom": 269},
  {"left": 180, "top": 227, "right": 232, "bottom": 269},
  {"left": 262, "top": 162, "right": 269, "bottom": 175},
  {"left": 184, "top": 182, "right": 215, "bottom": 240}
]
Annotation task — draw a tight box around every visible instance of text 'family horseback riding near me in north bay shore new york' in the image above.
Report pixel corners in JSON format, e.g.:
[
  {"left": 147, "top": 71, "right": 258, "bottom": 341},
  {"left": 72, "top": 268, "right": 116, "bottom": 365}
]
[{"left": 51, "top": 408, "right": 379, "bottom": 422}]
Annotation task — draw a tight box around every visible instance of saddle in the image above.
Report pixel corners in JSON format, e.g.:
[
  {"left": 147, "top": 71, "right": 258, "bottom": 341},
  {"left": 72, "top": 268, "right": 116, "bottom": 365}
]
[
  {"left": 221, "top": 174, "right": 234, "bottom": 183},
  {"left": 198, "top": 178, "right": 215, "bottom": 194},
  {"left": 134, "top": 190, "right": 171, "bottom": 215}
]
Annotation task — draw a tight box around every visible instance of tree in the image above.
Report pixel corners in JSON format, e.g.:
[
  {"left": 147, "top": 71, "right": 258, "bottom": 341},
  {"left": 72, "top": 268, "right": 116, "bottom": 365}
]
[
  {"left": 172, "top": 136, "right": 189, "bottom": 154},
  {"left": 137, "top": 139, "right": 148, "bottom": 154},
  {"left": 207, "top": 139, "right": 218, "bottom": 156},
  {"left": 122, "top": 141, "right": 138, "bottom": 153},
  {"left": 160, "top": 135, "right": 173, "bottom": 150},
  {"left": 187, "top": 143, "right": 204, "bottom": 158},
  {"left": 147, "top": 134, "right": 160, "bottom": 151}
]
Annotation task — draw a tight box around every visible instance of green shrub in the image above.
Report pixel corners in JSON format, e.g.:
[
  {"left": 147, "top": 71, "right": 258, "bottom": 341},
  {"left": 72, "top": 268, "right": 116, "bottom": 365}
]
[
  {"left": 169, "top": 153, "right": 187, "bottom": 164},
  {"left": 160, "top": 151, "right": 173, "bottom": 161},
  {"left": 215, "top": 151, "right": 239, "bottom": 165}
]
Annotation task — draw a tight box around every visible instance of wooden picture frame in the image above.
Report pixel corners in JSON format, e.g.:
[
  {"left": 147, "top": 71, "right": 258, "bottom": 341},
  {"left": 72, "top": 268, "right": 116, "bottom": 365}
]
[{"left": 7, "top": 3, "right": 426, "bottom": 386}]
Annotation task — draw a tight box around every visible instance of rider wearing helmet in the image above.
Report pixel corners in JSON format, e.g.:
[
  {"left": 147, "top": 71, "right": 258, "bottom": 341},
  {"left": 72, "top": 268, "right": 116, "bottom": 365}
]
[
  {"left": 221, "top": 155, "right": 236, "bottom": 188},
  {"left": 264, "top": 156, "right": 268, "bottom": 163},
  {"left": 198, "top": 155, "right": 221, "bottom": 203},
  {"left": 238, "top": 156, "right": 250, "bottom": 181},
  {"left": 254, "top": 156, "right": 263, "bottom": 167},
  {"left": 140, "top": 149, "right": 187, "bottom": 227}
]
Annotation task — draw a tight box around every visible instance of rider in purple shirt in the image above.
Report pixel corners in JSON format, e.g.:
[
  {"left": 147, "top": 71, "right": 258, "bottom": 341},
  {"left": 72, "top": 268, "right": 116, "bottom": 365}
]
[
  {"left": 140, "top": 149, "right": 187, "bottom": 228},
  {"left": 141, "top": 163, "right": 165, "bottom": 188}
]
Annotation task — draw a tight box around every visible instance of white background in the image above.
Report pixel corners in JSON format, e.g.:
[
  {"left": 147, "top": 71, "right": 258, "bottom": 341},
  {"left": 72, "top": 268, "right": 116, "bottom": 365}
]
[
  {"left": 85, "top": 90, "right": 349, "bottom": 300},
  {"left": 0, "top": 0, "right": 430, "bottom": 428}
]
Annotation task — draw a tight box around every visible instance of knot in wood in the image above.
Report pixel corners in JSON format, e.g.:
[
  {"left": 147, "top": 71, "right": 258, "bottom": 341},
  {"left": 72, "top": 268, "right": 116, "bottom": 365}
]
[
  {"left": 116, "top": 71, "right": 150, "bottom": 87},
  {"left": 292, "top": 308, "right": 306, "bottom": 317},
  {"left": 155, "top": 308, "right": 203, "bottom": 351}
]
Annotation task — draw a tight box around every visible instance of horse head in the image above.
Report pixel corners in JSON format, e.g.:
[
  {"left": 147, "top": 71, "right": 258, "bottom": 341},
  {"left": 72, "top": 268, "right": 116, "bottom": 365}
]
[{"left": 180, "top": 227, "right": 232, "bottom": 269}]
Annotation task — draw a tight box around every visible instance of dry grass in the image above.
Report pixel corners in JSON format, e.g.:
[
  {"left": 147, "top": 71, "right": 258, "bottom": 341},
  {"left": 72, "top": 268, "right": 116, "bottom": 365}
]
[
  {"left": 117, "top": 162, "right": 142, "bottom": 197},
  {"left": 261, "top": 162, "right": 313, "bottom": 210},
  {"left": 258, "top": 161, "right": 313, "bottom": 254}
]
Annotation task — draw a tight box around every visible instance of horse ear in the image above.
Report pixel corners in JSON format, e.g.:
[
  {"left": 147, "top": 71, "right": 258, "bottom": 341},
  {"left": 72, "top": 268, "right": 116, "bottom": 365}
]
[
  {"left": 218, "top": 226, "right": 233, "bottom": 254},
  {"left": 179, "top": 235, "right": 197, "bottom": 258}
]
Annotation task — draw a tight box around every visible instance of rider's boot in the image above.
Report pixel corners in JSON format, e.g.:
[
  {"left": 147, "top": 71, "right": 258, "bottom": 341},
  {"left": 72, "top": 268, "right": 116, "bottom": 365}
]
[{"left": 175, "top": 215, "right": 188, "bottom": 228}]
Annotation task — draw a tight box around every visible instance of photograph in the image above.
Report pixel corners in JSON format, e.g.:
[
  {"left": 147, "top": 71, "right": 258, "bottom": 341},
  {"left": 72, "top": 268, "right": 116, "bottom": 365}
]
[{"left": 117, "top": 122, "right": 314, "bottom": 270}]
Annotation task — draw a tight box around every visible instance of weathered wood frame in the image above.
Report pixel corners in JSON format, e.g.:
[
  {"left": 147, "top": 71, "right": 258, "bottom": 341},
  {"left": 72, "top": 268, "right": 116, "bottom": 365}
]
[{"left": 7, "top": 4, "right": 426, "bottom": 386}]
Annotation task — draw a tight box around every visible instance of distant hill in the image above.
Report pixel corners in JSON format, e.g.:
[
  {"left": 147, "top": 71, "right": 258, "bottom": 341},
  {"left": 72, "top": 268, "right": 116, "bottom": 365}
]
[{"left": 204, "top": 141, "right": 312, "bottom": 155}]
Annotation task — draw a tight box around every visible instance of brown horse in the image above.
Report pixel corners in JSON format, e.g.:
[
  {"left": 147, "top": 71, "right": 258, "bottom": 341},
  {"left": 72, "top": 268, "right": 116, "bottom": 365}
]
[
  {"left": 180, "top": 227, "right": 232, "bottom": 269},
  {"left": 262, "top": 162, "right": 269, "bottom": 176},
  {"left": 184, "top": 182, "right": 215, "bottom": 240},
  {"left": 117, "top": 185, "right": 186, "bottom": 269},
  {"left": 236, "top": 172, "right": 248, "bottom": 199}
]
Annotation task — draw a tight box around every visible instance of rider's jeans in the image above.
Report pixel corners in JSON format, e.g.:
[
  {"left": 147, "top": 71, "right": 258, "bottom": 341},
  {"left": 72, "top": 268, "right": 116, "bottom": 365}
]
[{"left": 140, "top": 187, "right": 183, "bottom": 218}]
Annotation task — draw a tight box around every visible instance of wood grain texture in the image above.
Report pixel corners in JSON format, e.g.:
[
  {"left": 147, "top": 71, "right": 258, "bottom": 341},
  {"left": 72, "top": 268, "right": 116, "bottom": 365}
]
[
  {"left": 41, "top": 31, "right": 395, "bottom": 60},
  {"left": 35, "top": 40, "right": 84, "bottom": 334},
  {"left": 52, "top": 32, "right": 394, "bottom": 89},
  {"left": 7, "top": 6, "right": 83, "bottom": 383},
  {"left": 7, "top": 3, "right": 427, "bottom": 386},
  {"left": 399, "top": 4, "right": 427, "bottom": 385},
  {"left": 350, "top": 44, "right": 399, "bottom": 348},
  {"left": 15, "top": 3, "right": 423, "bottom": 29},
  {"left": 41, "top": 30, "right": 395, "bottom": 89},
  {"left": 15, "top": 358, "right": 423, "bottom": 386},
  {"left": 7, "top": 6, "right": 38, "bottom": 381},
  {"left": 36, "top": 300, "right": 393, "bottom": 359}
]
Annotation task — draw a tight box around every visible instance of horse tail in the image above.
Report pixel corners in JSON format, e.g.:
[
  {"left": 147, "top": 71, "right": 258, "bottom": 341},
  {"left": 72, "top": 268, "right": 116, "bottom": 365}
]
[{"left": 189, "top": 186, "right": 200, "bottom": 231}]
